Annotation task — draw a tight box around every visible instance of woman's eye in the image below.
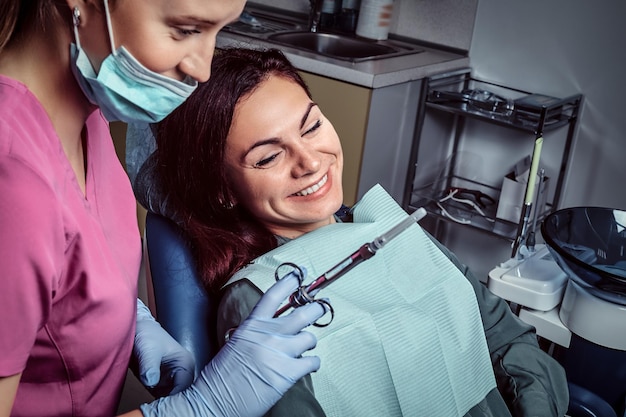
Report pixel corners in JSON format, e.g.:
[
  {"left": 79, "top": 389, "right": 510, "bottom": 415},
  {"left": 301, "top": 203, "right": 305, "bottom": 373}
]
[
  {"left": 176, "top": 27, "right": 201, "bottom": 37},
  {"left": 303, "top": 120, "right": 322, "bottom": 136},
  {"left": 255, "top": 153, "right": 280, "bottom": 168}
]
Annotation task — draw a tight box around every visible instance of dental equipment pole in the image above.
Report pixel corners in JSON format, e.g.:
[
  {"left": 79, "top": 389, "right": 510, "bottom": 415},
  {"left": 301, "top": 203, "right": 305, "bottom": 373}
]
[
  {"left": 274, "top": 207, "right": 428, "bottom": 317},
  {"left": 511, "top": 136, "right": 544, "bottom": 258},
  {"left": 525, "top": 168, "right": 545, "bottom": 252}
]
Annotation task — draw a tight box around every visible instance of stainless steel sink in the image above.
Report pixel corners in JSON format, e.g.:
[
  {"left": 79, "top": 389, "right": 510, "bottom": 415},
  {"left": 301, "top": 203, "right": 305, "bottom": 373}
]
[
  {"left": 222, "top": 7, "right": 425, "bottom": 63},
  {"left": 268, "top": 32, "right": 415, "bottom": 61}
]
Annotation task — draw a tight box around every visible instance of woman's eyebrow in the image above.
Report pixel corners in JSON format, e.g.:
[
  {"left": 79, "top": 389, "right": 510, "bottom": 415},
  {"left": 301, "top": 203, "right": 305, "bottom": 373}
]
[
  {"left": 300, "top": 102, "right": 318, "bottom": 129},
  {"left": 168, "top": 16, "right": 220, "bottom": 27},
  {"left": 243, "top": 138, "right": 280, "bottom": 159}
]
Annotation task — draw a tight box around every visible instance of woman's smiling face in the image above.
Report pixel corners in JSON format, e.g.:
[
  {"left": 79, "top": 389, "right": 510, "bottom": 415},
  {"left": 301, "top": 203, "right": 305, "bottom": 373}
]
[{"left": 224, "top": 75, "right": 344, "bottom": 239}]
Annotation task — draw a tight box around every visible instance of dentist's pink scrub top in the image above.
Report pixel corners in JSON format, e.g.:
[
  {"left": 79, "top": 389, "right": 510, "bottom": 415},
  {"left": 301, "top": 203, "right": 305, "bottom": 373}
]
[{"left": 0, "top": 76, "right": 142, "bottom": 416}]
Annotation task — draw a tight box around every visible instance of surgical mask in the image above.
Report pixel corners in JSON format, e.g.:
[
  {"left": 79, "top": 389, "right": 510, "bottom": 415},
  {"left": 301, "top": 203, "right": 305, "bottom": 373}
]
[{"left": 70, "top": 1, "right": 197, "bottom": 123}]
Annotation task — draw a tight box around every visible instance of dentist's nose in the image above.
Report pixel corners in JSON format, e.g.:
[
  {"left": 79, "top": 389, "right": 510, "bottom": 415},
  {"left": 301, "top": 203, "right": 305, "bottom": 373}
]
[
  {"left": 291, "top": 145, "right": 322, "bottom": 178},
  {"left": 178, "top": 38, "right": 216, "bottom": 83}
]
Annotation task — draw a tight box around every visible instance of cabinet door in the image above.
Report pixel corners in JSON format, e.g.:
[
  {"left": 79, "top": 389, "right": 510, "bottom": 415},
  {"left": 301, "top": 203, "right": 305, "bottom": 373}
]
[{"left": 299, "top": 71, "right": 371, "bottom": 206}]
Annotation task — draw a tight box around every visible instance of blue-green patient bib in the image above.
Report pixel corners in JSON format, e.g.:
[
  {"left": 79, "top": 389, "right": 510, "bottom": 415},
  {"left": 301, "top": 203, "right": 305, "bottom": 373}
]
[{"left": 226, "top": 185, "right": 496, "bottom": 416}]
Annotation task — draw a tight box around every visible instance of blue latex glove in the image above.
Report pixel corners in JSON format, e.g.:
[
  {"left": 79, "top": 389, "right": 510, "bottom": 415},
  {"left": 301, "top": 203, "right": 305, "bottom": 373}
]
[
  {"left": 134, "top": 298, "right": 195, "bottom": 397},
  {"left": 140, "top": 272, "right": 326, "bottom": 417}
]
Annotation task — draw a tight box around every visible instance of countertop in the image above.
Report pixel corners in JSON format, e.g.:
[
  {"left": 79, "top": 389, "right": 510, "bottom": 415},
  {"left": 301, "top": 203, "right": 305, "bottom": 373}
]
[{"left": 216, "top": 32, "right": 469, "bottom": 89}]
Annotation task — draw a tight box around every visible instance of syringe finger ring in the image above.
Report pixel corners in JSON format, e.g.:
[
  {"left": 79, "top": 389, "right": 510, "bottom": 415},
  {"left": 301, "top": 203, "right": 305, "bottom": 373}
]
[
  {"left": 312, "top": 299, "right": 334, "bottom": 327},
  {"left": 275, "top": 262, "right": 305, "bottom": 284},
  {"left": 290, "top": 286, "right": 317, "bottom": 307}
]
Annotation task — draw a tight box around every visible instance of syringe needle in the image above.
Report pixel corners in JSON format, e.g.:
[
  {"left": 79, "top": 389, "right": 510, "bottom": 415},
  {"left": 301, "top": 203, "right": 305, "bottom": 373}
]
[{"left": 372, "top": 207, "right": 427, "bottom": 251}]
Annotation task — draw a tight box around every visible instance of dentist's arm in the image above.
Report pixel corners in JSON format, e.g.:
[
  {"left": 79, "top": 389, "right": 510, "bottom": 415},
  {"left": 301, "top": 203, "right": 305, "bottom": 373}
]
[
  {"left": 132, "top": 298, "right": 195, "bottom": 397},
  {"left": 0, "top": 373, "right": 20, "bottom": 417}
]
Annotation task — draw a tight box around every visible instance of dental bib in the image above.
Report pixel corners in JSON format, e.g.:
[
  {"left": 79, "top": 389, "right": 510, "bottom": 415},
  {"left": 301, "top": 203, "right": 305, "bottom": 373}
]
[{"left": 225, "top": 185, "right": 496, "bottom": 416}]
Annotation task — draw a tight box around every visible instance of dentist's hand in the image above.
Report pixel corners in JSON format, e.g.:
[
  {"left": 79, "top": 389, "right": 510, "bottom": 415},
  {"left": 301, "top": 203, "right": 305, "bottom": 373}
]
[
  {"left": 134, "top": 298, "right": 195, "bottom": 397},
  {"left": 140, "top": 271, "right": 326, "bottom": 417}
]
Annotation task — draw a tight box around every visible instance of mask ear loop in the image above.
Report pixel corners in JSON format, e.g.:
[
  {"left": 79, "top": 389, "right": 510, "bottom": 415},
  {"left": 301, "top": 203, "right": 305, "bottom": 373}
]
[
  {"left": 102, "top": 0, "right": 117, "bottom": 55},
  {"left": 73, "top": 2, "right": 115, "bottom": 55}
]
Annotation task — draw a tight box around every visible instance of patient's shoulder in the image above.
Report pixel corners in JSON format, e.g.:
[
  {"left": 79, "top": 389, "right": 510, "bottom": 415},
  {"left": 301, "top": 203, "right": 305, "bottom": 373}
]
[{"left": 216, "top": 278, "right": 263, "bottom": 346}]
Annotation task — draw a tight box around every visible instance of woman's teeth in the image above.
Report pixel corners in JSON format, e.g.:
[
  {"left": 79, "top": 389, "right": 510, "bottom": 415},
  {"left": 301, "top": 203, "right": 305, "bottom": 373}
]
[{"left": 295, "top": 175, "right": 328, "bottom": 196}]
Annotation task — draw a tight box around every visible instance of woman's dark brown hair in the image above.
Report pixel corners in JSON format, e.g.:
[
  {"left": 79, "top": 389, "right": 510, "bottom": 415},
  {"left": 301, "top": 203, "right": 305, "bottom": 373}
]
[{"left": 153, "top": 47, "right": 312, "bottom": 292}]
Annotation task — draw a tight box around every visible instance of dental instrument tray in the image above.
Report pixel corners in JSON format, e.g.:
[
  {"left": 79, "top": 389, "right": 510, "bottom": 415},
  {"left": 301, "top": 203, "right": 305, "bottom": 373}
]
[
  {"left": 424, "top": 69, "right": 582, "bottom": 133},
  {"left": 409, "top": 175, "right": 521, "bottom": 240},
  {"left": 404, "top": 68, "right": 583, "bottom": 243}
]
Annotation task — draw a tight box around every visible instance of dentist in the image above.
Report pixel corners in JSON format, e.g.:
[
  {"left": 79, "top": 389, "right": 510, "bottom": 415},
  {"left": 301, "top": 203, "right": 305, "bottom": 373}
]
[{"left": 0, "top": 1, "right": 325, "bottom": 416}]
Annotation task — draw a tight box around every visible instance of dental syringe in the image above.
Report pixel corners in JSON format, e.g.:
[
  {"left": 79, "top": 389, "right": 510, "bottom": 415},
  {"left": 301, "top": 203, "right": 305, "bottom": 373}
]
[{"left": 274, "top": 207, "right": 427, "bottom": 317}]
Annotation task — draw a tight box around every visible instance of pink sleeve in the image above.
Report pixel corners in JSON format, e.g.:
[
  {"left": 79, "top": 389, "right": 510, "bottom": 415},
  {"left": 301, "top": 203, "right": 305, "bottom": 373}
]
[{"left": 0, "top": 155, "right": 65, "bottom": 375}]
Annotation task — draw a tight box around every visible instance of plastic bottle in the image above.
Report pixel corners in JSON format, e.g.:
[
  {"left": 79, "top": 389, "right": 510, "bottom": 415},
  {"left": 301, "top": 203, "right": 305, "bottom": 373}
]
[{"left": 356, "top": 0, "right": 393, "bottom": 40}]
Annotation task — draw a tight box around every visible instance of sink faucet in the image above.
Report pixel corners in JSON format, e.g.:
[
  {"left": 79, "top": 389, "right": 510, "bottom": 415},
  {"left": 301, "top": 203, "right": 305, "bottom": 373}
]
[{"left": 308, "top": 0, "right": 324, "bottom": 32}]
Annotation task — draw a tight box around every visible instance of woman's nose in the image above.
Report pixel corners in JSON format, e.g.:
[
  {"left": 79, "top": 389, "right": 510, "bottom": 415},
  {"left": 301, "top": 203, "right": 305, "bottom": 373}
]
[
  {"left": 178, "top": 38, "right": 216, "bottom": 83},
  {"left": 291, "top": 145, "right": 322, "bottom": 177}
]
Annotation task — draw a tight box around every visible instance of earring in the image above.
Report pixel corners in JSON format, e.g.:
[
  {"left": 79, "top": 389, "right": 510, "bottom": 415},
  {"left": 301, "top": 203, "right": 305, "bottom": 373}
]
[
  {"left": 72, "top": 6, "right": 81, "bottom": 28},
  {"left": 218, "top": 195, "right": 235, "bottom": 210}
]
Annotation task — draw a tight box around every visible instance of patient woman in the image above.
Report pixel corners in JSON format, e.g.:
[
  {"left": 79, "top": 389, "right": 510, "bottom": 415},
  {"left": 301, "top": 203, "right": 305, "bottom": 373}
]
[{"left": 140, "top": 48, "right": 568, "bottom": 417}]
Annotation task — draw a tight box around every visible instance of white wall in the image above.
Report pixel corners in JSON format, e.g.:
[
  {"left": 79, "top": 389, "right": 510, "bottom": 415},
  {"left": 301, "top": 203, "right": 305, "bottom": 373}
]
[{"left": 469, "top": 0, "right": 626, "bottom": 210}]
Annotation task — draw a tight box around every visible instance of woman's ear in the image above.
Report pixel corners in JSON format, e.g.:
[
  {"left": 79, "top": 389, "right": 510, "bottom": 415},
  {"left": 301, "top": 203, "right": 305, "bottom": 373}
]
[{"left": 67, "top": 0, "right": 110, "bottom": 71}]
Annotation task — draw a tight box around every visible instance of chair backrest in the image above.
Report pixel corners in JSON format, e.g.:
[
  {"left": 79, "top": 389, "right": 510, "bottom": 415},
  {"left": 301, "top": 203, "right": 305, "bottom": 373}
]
[{"left": 144, "top": 211, "right": 219, "bottom": 375}]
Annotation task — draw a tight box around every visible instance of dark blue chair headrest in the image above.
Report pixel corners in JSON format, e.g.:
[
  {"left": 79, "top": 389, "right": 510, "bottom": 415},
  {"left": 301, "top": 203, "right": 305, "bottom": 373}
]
[{"left": 144, "top": 211, "right": 219, "bottom": 375}]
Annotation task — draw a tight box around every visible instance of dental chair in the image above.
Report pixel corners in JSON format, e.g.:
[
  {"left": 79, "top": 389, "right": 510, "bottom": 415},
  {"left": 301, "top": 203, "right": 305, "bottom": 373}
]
[{"left": 144, "top": 211, "right": 219, "bottom": 375}]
